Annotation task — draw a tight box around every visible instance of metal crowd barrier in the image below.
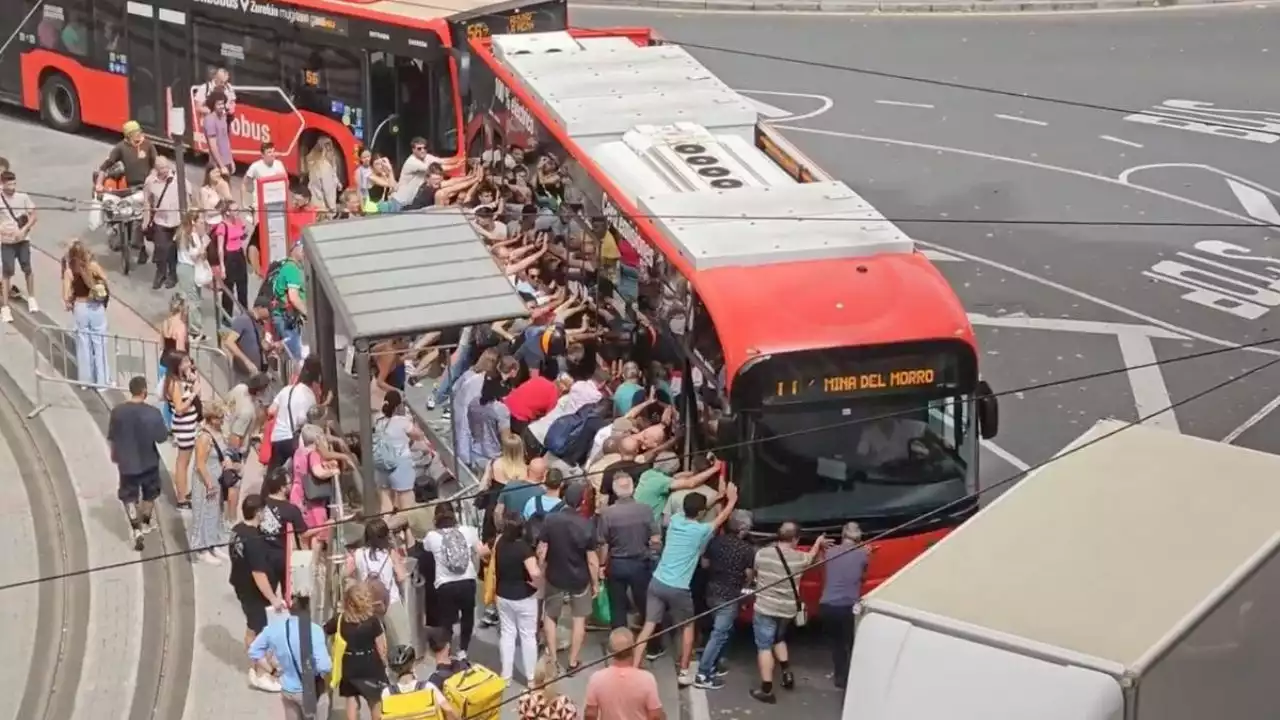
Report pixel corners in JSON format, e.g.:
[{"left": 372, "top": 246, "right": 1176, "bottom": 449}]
[{"left": 28, "top": 324, "right": 233, "bottom": 418}]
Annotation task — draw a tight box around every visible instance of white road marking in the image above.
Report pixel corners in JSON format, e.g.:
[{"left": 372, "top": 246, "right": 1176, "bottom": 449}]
[
  {"left": 967, "top": 314, "right": 1187, "bottom": 339},
  {"left": 1123, "top": 112, "right": 1280, "bottom": 144},
  {"left": 689, "top": 687, "right": 711, "bottom": 720},
  {"left": 744, "top": 97, "right": 792, "bottom": 119},
  {"left": 1223, "top": 392, "right": 1280, "bottom": 444},
  {"left": 776, "top": 124, "right": 1280, "bottom": 358},
  {"left": 1115, "top": 332, "right": 1181, "bottom": 433},
  {"left": 968, "top": 314, "right": 1184, "bottom": 432},
  {"left": 1227, "top": 179, "right": 1280, "bottom": 225},
  {"left": 920, "top": 249, "right": 963, "bottom": 262},
  {"left": 994, "top": 114, "right": 1048, "bottom": 127},
  {"left": 737, "top": 90, "right": 835, "bottom": 122},
  {"left": 876, "top": 100, "right": 935, "bottom": 109},
  {"left": 1100, "top": 135, "right": 1144, "bottom": 148}
]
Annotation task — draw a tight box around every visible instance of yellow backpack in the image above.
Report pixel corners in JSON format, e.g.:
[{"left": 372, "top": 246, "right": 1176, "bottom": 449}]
[
  {"left": 442, "top": 665, "right": 506, "bottom": 720},
  {"left": 382, "top": 680, "right": 445, "bottom": 720}
]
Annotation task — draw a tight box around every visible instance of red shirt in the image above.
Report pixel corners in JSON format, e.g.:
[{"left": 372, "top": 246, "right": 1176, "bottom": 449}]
[
  {"left": 287, "top": 207, "right": 317, "bottom": 248},
  {"left": 503, "top": 375, "right": 559, "bottom": 422}
]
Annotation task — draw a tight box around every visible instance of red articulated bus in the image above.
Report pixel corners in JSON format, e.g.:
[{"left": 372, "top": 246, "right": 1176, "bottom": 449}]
[
  {"left": 0, "top": 0, "right": 568, "bottom": 183},
  {"left": 465, "top": 30, "right": 1000, "bottom": 610}
]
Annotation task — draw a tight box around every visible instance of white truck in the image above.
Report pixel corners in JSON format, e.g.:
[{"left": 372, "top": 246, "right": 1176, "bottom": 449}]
[{"left": 845, "top": 419, "right": 1280, "bottom": 720}]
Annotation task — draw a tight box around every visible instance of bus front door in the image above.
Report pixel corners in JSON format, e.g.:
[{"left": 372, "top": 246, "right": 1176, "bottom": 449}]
[{"left": 366, "top": 53, "right": 436, "bottom": 171}]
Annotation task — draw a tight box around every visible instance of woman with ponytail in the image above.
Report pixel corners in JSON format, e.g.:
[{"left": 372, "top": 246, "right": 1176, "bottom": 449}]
[{"left": 373, "top": 389, "right": 427, "bottom": 529}]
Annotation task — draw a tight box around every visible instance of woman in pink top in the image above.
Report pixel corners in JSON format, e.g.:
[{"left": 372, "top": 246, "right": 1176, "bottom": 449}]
[
  {"left": 290, "top": 425, "right": 338, "bottom": 550},
  {"left": 584, "top": 629, "right": 665, "bottom": 720},
  {"left": 212, "top": 199, "right": 250, "bottom": 317}
]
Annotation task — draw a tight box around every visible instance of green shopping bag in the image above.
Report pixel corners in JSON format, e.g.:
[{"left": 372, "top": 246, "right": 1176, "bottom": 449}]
[{"left": 592, "top": 585, "right": 612, "bottom": 626}]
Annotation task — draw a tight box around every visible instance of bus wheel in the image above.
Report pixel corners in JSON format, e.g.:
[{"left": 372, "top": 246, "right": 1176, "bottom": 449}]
[{"left": 40, "top": 73, "right": 82, "bottom": 133}]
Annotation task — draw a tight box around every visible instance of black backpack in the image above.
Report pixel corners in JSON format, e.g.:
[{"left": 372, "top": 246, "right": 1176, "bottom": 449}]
[
  {"left": 254, "top": 260, "right": 286, "bottom": 311},
  {"left": 524, "top": 495, "right": 568, "bottom": 546}
]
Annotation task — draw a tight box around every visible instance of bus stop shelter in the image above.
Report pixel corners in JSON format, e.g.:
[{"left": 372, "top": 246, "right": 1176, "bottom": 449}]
[{"left": 302, "top": 208, "right": 530, "bottom": 510}]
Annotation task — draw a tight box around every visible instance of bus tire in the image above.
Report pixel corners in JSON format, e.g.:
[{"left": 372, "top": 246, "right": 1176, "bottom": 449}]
[{"left": 40, "top": 73, "right": 82, "bottom": 133}]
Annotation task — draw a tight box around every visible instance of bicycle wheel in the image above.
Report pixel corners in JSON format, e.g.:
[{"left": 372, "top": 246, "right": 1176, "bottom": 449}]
[{"left": 121, "top": 222, "right": 132, "bottom": 276}]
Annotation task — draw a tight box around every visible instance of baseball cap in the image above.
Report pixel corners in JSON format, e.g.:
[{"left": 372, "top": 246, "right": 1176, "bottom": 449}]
[{"left": 563, "top": 482, "right": 587, "bottom": 509}]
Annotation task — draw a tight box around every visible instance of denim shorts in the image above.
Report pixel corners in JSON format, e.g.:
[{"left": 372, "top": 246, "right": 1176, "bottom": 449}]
[{"left": 751, "top": 613, "right": 791, "bottom": 651}]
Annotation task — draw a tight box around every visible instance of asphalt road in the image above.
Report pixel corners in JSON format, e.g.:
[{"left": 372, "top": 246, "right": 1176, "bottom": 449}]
[
  {"left": 8, "top": 5, "right": 1280, "bottom": 714},
  {"left": 574, "top": 3, "right": 1280, "bottom": 717}
]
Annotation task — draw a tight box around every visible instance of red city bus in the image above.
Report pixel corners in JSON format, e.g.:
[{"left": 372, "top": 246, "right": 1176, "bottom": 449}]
[
  {"left": 0, "top": 0, "right": 567, "bottom": 183},
  {"left": 463, "top": 30, "right": 1000, "bottom": 609}
]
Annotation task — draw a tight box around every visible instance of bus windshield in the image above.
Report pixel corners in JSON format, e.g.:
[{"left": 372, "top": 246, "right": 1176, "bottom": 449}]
[{"left": 742, "top": 394, "right": 976, "bottom": 528}]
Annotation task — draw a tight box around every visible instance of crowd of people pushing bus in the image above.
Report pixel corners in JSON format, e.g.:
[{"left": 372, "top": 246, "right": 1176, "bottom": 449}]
[{"left": 26, "top": 62, "right": 876, "bottom": 718}]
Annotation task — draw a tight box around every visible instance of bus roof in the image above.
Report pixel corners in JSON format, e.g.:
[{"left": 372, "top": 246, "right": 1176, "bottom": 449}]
[
  {"left": 868, "top": 419, "right": 1280, "bottom": 672},
  {"left": 489, "top": 32, "right": 915, "bottom": 270},
  {"left": 481, "top": 31, "right": 970, "bottom": 376}
]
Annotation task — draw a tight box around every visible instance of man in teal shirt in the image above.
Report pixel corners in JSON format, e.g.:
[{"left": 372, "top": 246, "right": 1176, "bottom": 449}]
[
  {"left": 634, "top": 453, "right": 721, "bottom": 524},
  {"left": 631, "top": 482, "right": 738, "bottom": 687},
  {"left": 249, "top": 600, "right": 331, "bottom": 710},
  {"left": 270, "top": 241, "right": 307, "bottom": 361}
]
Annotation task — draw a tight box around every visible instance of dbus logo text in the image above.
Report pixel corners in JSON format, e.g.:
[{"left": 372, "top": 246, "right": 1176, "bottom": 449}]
[{"left": 230, "top": 116, "right": 271, "bottom": 143}]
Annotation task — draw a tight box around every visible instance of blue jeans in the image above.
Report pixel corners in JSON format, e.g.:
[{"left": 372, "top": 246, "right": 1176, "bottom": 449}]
[
  {"left": 433, "top": 343, "right": 473, "bottom": 405},
  {"left": 73, "top": 301, "right": 109, "bottom": 387},
  {"left": 697, "top": 602, "right": 738, "bottom": 677},
  {"left": 272, "top": 314, "right": 303, "bottom": 362}
]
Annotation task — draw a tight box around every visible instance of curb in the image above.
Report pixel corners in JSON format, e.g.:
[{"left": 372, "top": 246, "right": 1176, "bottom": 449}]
[{"left": 579, "top": 0, "right": 1248, "bottom": 12}]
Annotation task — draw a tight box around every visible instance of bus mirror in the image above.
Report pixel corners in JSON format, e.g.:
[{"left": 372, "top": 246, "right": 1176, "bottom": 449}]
[
  {"left": 714, "top": 412, "right": 741, "bottom": 462},
  {"left": 976, "top": 380, "right": 999, "bottom": 439}
]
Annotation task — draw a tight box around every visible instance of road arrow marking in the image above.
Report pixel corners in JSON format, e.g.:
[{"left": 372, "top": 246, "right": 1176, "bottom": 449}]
[
  {"left": 1226, "top": 178, "right": 1280, "bottom": 225},
  {"left": 967, "top": 313, "right": 1188, "bottom": 340}
]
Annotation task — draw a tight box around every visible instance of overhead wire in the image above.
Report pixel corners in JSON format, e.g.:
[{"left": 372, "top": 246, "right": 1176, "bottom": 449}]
[
  {"left": 17, "top": 188, "right": 1278, "bottom": 230},
  {"left": 3, "top": 327, "right": 1280, "bottom": 594}
]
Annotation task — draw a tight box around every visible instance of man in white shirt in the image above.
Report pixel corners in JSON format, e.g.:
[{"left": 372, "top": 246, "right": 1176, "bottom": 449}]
[
  {"left": 391, "top": 137, "right": 460, "bottom": 210},
  {"left": 470, "top": 206, "right": 507, "bottom": 244},
  {"left": 265, "top": 364, "right": 320, "bottom": 473},
  {"left": 193, "top": 66, "right": 236, "bottom": 120},
  {"left": 241, "top": 141, "right": 288, "bottom": 273}
]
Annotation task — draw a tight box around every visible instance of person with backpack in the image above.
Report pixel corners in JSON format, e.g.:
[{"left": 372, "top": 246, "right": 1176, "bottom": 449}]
[
  {"left": 522, "top": 469, "right": 564, "bottom": 520},
  {"left": 347, "top": 518, "right": 410, "bottom": 650},
  {"left": 423, "top": 503, "right": 489, "bottom": 659},
  {"left": 382, "top": 645, "right": 459, "bottom": 720},
  {"left": 537, "top": 482, "right": 598, "bottom": 672},
  {"left": 261, "top": 240, "right": 307, "bottom": 361},
  {"left": 374, "top": 390, "right": 427, "bottom": 530}
]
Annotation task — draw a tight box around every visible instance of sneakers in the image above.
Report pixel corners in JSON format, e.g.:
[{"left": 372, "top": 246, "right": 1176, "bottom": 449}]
[
  {"left": 248, "top": 669, "right": 282, "bottom": 693},
  {"left": 644, "top": 647, "right": 667, "bottom": 663},
  {"left": 197, "top": 551, "right": 222, "bottom": 566},
  {"left": 425, "top": 395, "right": 436, "bottom": 410},
  {"left": 0, "top": 306, "right": 12, "bottom": 323},
  {"left": 677, "top": 668, "right": 696, "bottom": 688},
  {"left": 25, "top": 298, "right": 38, "bottom": 314},
  {"left": 479, "top": 608, "right": 499, "bottom": 627},
  {"left": 454, "top": 650, "right": 468, "bottom": 662},
  {"left": 141, "top": 516, "right": 158, "bottom": 535},
  {"left": 131, "top": 527, "right": 144, "bottom": 552},
  {"left": 693, "top": 674, "right": 724, "bottom": 690}
]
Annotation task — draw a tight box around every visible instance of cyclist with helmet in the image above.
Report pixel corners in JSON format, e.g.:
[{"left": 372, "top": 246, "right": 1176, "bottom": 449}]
[{"left": 96, "top": 121, "right": 157, "bottom": 191}]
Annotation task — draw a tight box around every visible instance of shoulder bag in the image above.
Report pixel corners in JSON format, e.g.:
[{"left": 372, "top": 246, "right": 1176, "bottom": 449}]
[
  {"left": 202, "top": 429, "right": 241, "bottom": 490},
  {"left": 302, "top": 447, "right": 334, "bottom": 503},
  {"left": 0, "top": 192, "right": 30, "bottom": 230},
  {"left": 144, "top": 178, "right": 172, "bottom": 242},
  {"left": 284, "top": 617, "right": 329, "bottom": 697},
  {"left": 774, "top": 545, "right": 808, "bottom": 627}
]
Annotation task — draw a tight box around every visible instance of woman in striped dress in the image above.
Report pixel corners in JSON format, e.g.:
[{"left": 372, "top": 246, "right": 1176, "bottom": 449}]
[{"left": 165, "top": 351, "right": 202, "bottom": 511}]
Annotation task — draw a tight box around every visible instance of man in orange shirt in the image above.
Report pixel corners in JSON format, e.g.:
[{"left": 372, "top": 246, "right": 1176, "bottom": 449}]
[{"left": 285, "top": 188, "right": 316, "bottom": 253}]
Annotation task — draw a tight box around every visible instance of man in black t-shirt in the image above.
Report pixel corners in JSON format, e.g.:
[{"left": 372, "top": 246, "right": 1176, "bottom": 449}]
[
  {"left": 537, "top": 484, "right": 599, "bottom": 671},
  {"left": 107, "top": 376, "right": 169, "bottom": 551},
  {"left": 257, "top": 466, "right": 310, "bottom": 585},
  {"left": 229, "top": 494, "right": 286, "bottom": 692}
]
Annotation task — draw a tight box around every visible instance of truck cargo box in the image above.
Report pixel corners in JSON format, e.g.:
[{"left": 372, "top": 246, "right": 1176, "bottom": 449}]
[{"left": 848, "top": 419, "right": 1280, "bottom": 720}]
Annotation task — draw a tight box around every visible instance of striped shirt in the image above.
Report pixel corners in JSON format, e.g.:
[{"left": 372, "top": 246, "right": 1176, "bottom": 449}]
[{"left": 753, "top": 544, "right": 808, "bottom": 619}]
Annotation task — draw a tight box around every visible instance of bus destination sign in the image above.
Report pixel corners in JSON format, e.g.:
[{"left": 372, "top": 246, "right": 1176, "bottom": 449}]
[{"left": 766, "top": 355, "right": 952, "bottom": 404}]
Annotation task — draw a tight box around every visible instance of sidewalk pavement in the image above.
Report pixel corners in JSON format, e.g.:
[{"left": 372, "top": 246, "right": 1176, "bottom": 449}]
[
  {"left": 581, "top": 0, "right": 1245, "bottom": 12},
  {"left": 0, "top": 385, "right": 44, "bottom": 707},
  {"left": 10, "top": 246, "right": 278, "bottom": 720}
]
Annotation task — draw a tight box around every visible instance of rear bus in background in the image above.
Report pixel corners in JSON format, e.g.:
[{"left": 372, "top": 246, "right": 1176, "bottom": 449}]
[
  {"left": 460, "top": 29, "right": 1000, "bottom": 614},
  {"left": 0, "top": 0, "right": 567, "bottom": 183}
]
